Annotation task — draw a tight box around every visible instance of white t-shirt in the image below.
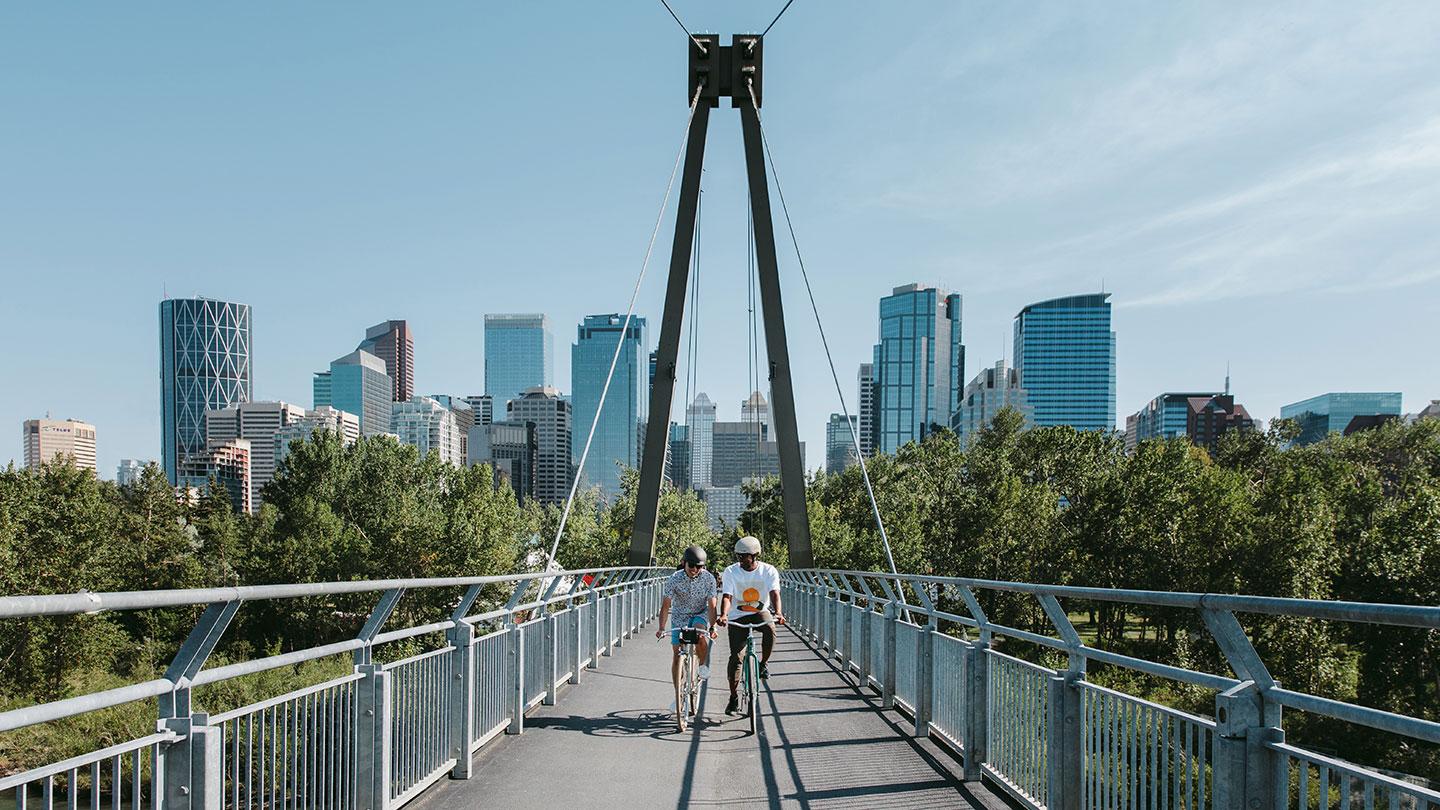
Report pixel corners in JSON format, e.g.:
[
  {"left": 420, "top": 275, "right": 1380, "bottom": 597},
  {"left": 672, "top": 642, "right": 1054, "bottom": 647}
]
[{"left": 721, "top": 561, "right": 781, "bottom": 621}]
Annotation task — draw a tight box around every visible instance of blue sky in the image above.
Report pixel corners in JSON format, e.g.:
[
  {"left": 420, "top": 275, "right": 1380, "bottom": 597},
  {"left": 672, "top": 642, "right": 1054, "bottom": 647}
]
[{"left": 3, "top": 2, "right": 1438, "bottom": 478}]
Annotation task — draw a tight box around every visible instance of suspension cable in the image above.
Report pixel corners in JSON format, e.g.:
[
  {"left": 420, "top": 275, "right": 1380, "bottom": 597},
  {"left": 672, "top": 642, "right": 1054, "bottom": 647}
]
[
  {"left": 658, "top": 0, "right": 709, "bottom": 55},
  {"left": 548, "top": 82, "right": 706, "bottom": 568},
  {"left": 762, "top": 0, "right": 799, "bottom": 37},
  {"left": 745, "top": 80, "right": 900, "bottom": 578}
]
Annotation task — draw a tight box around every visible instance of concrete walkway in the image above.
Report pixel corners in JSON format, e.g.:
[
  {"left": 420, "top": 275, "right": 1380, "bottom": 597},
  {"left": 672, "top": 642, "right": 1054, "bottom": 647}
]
[{"left": 411, "top": 616, "right": 1009, "bottom": 809}]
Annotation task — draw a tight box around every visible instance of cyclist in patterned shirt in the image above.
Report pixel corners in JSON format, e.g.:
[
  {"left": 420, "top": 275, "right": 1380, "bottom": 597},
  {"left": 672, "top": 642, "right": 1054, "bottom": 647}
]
[{"left": 655, "top": 545, "right": 719, "bottom": 689}]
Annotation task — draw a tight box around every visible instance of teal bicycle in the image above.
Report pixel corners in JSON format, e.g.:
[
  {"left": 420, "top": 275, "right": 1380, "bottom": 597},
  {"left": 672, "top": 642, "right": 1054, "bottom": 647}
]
[{"left": 724, "top": 612, "right": 777, "bottom": 735}]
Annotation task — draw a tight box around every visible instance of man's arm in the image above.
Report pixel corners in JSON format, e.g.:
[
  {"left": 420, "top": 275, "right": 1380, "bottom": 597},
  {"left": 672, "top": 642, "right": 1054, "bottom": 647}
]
[
  {"left": 768, "top": 566, "right": 784, "bottom": 623},
  {"left": 656, "top": 594, "right": 672, "bottom": 639},
  {"left": 717, "top": 594, "right": 732, "bottom": 626}
]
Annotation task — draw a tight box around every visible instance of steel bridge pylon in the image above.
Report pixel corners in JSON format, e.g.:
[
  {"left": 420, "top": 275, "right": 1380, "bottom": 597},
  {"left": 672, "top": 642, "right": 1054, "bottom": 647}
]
[{"left": 630, "top": 34, "right": 814, "bottom": 568}]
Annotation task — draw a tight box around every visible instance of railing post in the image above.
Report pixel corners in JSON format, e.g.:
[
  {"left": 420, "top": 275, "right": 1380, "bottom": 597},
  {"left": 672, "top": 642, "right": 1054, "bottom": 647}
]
[
  {"left": 1204, "top": 609, "right": 1285, "bottom": 810},
  {"left": 836, "top": 595, "right": 849, "bottom": 665},
  {"left": 158, "top": 713, "right": 222, "bottom": 810},
  {"left": 1213, "top": 682, "right": 1284, "bottom": 810},
  {"left": 508, "top": 622, "right": 525, "bottom": 735},
  {"left": 615, "top": 586, "right": 626, "bottom": 648},
  {"left": 1045, "top": 674, "right": 1082, "bottom": 810},
  {"left": 543, "top": 610, "right": 559, "bottom": 705},
  {"left": 592, "top": 593, "right": 605, "bottom": 666},
  {"left": 858, "top": 600, "right": 873, "bottom": 687},
  {"left": 571, "top": 600, "right": 585, "bottom": 684},
  {"left": 882, "top": 600, "right": 898, "bottom": 710},
  {"left": 354, "top": 663, "right": 392, "bottom": 810},
  {"left": 961, "top": 641, "right": 989, "bottom": 781},
  {"left": 915, "top": 621, "right": 935, "bottom": 737},
  {"left": 447, "top": 622, "right": 475, "bottom": 779}
]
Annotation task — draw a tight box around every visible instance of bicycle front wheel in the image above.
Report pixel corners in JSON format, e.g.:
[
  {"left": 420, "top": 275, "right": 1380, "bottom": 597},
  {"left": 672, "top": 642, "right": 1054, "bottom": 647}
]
[
  {"left": 746, "top": 654, "right": 759, "bottom": 735},
  {"left": 686, "top": 650, "right": 699, "bottom": 717},
  {"left": 675, "top": 653, "right": 688, "bottom": 732}
]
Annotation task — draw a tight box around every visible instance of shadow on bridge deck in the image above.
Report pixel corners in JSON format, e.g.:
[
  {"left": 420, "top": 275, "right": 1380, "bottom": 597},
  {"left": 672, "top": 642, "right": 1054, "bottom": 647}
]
[{"left": 411, "top": 619, "right": 1010, "bottom": 809}]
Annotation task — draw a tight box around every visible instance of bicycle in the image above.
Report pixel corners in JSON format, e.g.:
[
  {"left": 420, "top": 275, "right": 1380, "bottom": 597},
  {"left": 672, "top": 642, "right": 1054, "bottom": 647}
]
[
  {"left": 660, "top": 627, "right": 704, "bottom": 731},
  {"left": 724, "top": 613, "right": 776, "bottom": 736}
]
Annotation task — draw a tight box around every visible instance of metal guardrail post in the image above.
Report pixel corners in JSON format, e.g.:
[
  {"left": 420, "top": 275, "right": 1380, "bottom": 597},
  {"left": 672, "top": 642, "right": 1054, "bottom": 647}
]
[
  {"left": 447, "top": 621, "right": 475, "bottom": 779},
  {"left": 157, "top": 600, "right": 239, "bottom": 810},
  {"left": 915, "top": 621, "right": 935, "bottom": 737},
  {"left": 1204, "top": 608, "right": 1284, "bottom": 810},
  {"left": 961, "top": 641, "right": 988, "bottom": 780},
  {"left": 159, "top": 713, "right": 221, "bottom": 810},
  {"left": 858, "top": 599, "right": 873, "bottom": 686},
  {"left": 447, "top": 584, "right": 482, "bottom": 779},
  {"left": 882, "top": 600, "right": 898, "bottom": 709},
  {"left": 1213, "top": 681, "right": 1285, "bottom": 810},
  {"left": 571, "top": 599, "right": 585, "bottom": 685},
  {"left": 1045, "top": 675, "right": 1082, "bottom": 810},
  {"left": 543, "top": 610, "right": 559, "bottom": 706},
  {"left": 508, "top": 622, "right": 526, "bottom": 735},
  {"left": 354, "top": 663, "right": 392, "bottom": 810}
]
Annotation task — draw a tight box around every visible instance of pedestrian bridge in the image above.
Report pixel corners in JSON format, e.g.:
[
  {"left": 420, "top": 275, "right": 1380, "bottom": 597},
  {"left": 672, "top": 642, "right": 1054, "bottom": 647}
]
[{"left": 2, "top": 569, "right": 1437, "bottom": 810}]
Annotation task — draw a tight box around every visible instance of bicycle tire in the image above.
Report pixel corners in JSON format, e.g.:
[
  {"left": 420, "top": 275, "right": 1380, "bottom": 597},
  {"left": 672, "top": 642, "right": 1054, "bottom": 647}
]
[
  {"left": 676, "top": 652, "right": 688, "bottom": 732},
  {"left": 686, "top": 649, "right": 699, "bottom": 717},
  {"left": 746, "top": 654, "right": 759, "bottom": 735}
]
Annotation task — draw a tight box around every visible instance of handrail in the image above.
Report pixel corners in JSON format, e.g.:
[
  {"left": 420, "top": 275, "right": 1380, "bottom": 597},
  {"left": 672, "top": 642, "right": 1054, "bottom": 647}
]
[{"left": 0, "top": 565, "right": 662, "bottom": 619}]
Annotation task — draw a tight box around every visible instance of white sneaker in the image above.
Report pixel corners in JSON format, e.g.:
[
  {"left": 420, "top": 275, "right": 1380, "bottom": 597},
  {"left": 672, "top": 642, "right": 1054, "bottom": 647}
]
[{"left": 698, "top": 665, "right": 711, "bottom": 679}]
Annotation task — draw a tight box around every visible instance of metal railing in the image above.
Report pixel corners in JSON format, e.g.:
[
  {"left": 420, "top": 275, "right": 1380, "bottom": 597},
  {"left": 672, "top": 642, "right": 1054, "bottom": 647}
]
[
  {"left": 0, "top": 566, "right": 665, "bottom": 810},
  {"left": 782, "top": 569, "right": 1440, "bottom": 810}
]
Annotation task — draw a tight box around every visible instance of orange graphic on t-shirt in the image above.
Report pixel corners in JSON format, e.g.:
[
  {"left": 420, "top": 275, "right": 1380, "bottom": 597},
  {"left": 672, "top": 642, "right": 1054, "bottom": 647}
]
[{"left": 739, "top": 587, "right": 762, "bottom": 612}]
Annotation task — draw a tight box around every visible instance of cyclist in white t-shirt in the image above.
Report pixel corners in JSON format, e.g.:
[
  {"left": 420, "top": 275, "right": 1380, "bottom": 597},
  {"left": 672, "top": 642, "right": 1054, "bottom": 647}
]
[{"left": 715, "top": 535, "right": 785, "bottom": 715}]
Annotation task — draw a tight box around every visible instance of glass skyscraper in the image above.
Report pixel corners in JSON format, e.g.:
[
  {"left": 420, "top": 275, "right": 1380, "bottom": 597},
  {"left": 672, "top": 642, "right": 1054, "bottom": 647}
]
[
  {"left": 485, "top": 314, "right": 553, "bottom": 405},
  {"left": 872, "top": 285, "right": 964, "bottom": 454},
  {"left": 570, "top": 314, "right": 648, "bottom": 500},
  {"left": 1013, "top": 293, "right": 1116, "bottom": 432},
  {"left": 160, "top": 297, "right": 252, "bottom": 484},
  {"left": 1280, "top": 392, "right": 1402, "bottom": 446},
  {"left": 314, "top": 350, "right": 393, "bottom": 437}
]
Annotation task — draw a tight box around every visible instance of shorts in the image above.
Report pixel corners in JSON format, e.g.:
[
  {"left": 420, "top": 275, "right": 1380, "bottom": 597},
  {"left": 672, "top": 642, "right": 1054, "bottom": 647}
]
[{"left": 669, "top": 614, "right": 709, "bottom": 645}]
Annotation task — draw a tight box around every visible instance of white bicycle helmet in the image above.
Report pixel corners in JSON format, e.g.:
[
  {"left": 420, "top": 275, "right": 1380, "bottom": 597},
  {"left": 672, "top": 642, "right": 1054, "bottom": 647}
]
[{"left": 733, "top": 535, "right": 762, "bottom": 555}]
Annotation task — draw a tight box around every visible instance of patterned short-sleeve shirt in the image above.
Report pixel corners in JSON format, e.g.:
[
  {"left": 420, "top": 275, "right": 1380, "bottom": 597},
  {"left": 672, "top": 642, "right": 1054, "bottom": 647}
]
[{"left": 663, "top": 568, "right": 717, "bottom": 624}]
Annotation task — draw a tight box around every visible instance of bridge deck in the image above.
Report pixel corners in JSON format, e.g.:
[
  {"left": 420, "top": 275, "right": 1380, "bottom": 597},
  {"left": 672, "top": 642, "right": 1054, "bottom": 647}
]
[{"left": 413, "top": 619, "right": 1009, "bottom": 810}]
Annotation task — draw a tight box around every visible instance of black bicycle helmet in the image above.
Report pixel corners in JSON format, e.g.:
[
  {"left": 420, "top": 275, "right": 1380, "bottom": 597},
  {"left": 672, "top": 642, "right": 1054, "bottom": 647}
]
[{"left": 682, "top": 545, "right": 708, "bottom": 566}]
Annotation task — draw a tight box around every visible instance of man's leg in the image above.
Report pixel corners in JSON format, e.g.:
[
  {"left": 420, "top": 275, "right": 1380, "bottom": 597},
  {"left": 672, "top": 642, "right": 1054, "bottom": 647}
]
[
  {"left": 759, "top": 623, "right": 776, "bottom": 665},
  {"left": 726, "top": 624, "right": 746, "bottom": 694}
]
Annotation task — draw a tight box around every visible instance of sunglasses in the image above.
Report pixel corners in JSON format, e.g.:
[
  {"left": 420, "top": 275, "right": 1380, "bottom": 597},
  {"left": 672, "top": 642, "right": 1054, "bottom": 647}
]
[
  {"left": 685, "top": 561, "right": 705, "bottom": 569},
  {"left": 734, "top": 553, "right": 757, "bottom": 559}
]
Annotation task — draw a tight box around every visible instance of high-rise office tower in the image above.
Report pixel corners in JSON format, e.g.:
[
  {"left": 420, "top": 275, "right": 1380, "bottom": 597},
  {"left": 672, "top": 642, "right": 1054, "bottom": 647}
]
[
  {"left": 485, "top": 314, "right": 553, "bottom": 406},
  {"left": 507, "top": 386, "right": 573, "bottom": 505},
  {"left": 1013, "top": 293, "right": 1115, "bottom": 432},
  {"left": 1280, "top": 392, "right": 1402, "bottom": 446},
  {"left": 468, "top": 420, "right": 538, "bottom": 502},
  {"left": 116, "top": 459, "right": 147, "bottom": 486},
  {"left": 668, "top": 424, "right": 692, "bottom": 491},
  {"left": 273, "top": 406, "right": 361, "bottom": 469},
  {"left": 857, "top": 363, "right": 877, "bottom": 458},
  {"left": 710, "top": 420, "right": 804, "bottom": 487},
  {"left": 23, "top": 418, "right": 97, "bottom": 472},
  {"left": 357, "top": 320, "right": 414, "bottom": 402},
  {"left": 391, "top": 396, "right": 466, "bottom": 467},
  {"left": 465, "top": 395, "right": 495, "bottom": 428},
  {"left": 314, "top": 350, "right": 393, "bottom": 437},
  {"left": 954, "top": 361, "right": 1031, "bottom": 445},
  {"left": 685, "top": 393, "right": 716, "bottom": 488},
  {"left": 825, "top": 414, "right": 859, "bottom": 475},
  {"left": 160, "top": 298, "right": 252, "bottom": 485},
  {"left": 205, "top": 401, "right": 307, "bottom": 511},
  {"left": 872, "top": 285, "right": 964, "bottom": 454},
  {"left": 740, "top": 391, "right": 773, "bottom": 438},
  {"left": 429, "top": 395, "right": 476, "bottom": 459},
  {"left": 570, "top": 314, "right": 648, "bottom": 500},
  {"left": 179, "top": 438, "right": 252, "bottom": 513}
]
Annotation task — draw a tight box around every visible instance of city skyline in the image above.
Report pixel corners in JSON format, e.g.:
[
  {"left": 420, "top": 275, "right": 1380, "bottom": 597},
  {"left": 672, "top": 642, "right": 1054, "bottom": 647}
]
[{"left": 4, "top": 3, "right": 1438, "bottom": 477}]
